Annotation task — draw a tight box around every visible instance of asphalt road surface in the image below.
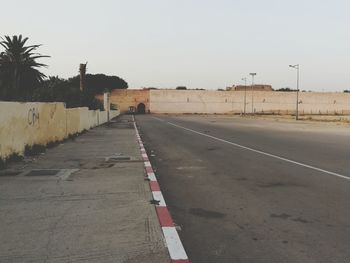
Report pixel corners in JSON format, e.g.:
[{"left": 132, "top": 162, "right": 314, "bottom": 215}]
[{"left": 135, "top": 114, "right": 350, "bottom": 263}]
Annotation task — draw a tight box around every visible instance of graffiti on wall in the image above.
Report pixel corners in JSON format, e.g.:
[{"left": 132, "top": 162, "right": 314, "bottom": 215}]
[{"left": 28, "top": 108, "right": 39, "bottom": 126}]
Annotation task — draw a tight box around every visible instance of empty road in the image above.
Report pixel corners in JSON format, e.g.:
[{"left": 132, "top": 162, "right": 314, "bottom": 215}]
[{"left": 135, "top": 114, "right": 350, "bottom": 263}]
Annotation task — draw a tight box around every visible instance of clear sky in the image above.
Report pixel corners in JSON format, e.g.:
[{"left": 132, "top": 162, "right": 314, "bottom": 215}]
[{"left": 1, "top": 0, "right": 349, "bottom": 91}]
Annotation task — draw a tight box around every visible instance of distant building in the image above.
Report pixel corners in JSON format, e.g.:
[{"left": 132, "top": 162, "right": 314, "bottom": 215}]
[{"left": 227, "top": 85, "right": 273, "bottom": 91}]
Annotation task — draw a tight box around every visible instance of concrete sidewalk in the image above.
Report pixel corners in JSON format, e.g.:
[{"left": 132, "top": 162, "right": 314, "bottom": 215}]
[{"left": 0, "top": 115, "right": 169, "bottom": 263}]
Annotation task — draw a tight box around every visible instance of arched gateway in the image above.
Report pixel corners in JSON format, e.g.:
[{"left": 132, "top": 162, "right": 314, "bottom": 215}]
[{"left": 137, "top": 103, "right": 146, "bottom": 114}]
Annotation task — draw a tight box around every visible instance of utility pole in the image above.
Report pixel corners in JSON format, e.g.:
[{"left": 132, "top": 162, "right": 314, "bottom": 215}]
[
  {"left": 249, "top": 73, "right": 257, "bottom": 114},
  {"left": 289, "top": 64, "right": 300, "bottom": 120},
  {"left": 79, "top": 62, "right": 87, "bottom": 91},
  {"left": 242, "top": 77, "right": 247, "bottom": 115}
]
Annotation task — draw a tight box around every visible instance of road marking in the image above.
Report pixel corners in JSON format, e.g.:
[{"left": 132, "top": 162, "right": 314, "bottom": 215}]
[
  {"left": 146, "top": 166, "right": 154, "bottom": 174},
  {"left": 156, "top": 206, "right": 174, "bottom": 227},
  {"left": 162, "top": 227, "right": 189, "bottom": 261},
  {"left": 147, "top": 172, "right": 157, "bottom": 181},
  {"left": 153, "top": 116, "right": 165, "bottom": 122},
  {"left": 152, "top": 191, "right": 167, "bottom": 207},
  {"left": 150, "top": 181, "right": 161, "bottom": 191},
  {"left": 144, "top": 161, "right": 152, "bottom": 167},
  {"left": 152, "top": 117, "right": 350, "bottom": 181},
  {"left": 142, "top": 153, "right": 149, "bottom": 160}
]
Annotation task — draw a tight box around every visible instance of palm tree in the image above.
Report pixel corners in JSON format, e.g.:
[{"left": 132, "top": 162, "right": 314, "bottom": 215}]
[{"left": 0, "top": 35, "right": 49, "bottom": 100}]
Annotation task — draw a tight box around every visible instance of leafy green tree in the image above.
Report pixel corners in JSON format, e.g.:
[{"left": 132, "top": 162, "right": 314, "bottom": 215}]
[
  {"left": 0, "top": 35, "right": 49, "bottom": 100},
  {"left": 68, "top": 73, "right": 128, "bottom": 94},
  {"left": 34, "top": 76, "right": 103, "bottom": 110},
  {"left": 276, "top": 87, "right": 297, "bottom": 92},
  {"left": 33, "top": 76, "right": 80, "bottom": 107},
  {"left": 0, "top": 35, "right": 126, "bottom": 110}
]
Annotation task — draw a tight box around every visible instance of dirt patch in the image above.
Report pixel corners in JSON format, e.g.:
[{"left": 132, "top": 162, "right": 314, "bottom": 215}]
[
  {"left": 270, "top": 213, "right": 291, "bottom": 220},
  {"left": 189, "top": 208, "right": 226, "bottom": 219},
  {"left": 259, "top": 182, "right": 306, "bottom": 188}
]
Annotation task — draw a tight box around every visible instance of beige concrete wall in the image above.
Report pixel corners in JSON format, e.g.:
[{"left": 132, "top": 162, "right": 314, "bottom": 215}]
[
  {"left": 0, "top": 102, "right": 66, "bottom": 159},
  {"left": 106, "top": 89, "right": 150, "bottom": 113},
  {"left": 79, "top": 108, "right": 97, "bottom": 131},
  {"left": 98, "top": 110, "right": 108, "bottom": 124},
  {"left": 66, "top": 108, "right": 81, "bottom": 135},
  {"left": 110, "top": 110, "right": 120, "bottom": 119},
  {"left": 150, "top": 90, "right": 236, "bottom": 114},
  {"left": 150, "top": 90, "right": 350, "bottom": 115},
  {"left": 0, "top": 102, "right": 120, "bottom": 160}
]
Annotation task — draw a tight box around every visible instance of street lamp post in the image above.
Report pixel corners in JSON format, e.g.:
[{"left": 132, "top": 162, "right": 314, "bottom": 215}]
[
  {"left": 242, "top": 77, "right": 247, "bottom": 115},
  {"left": 289, "top": 64, "right": 300, "bottom": 120},
  {"left": 249, "top": 73, "right": 257, "bottom": 114}
]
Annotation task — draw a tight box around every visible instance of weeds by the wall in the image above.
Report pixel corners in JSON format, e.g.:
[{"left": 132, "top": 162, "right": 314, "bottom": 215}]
[
  {"left": 46, "top": 140, "right": 61, "bottom": 149},
  {"left": 24, "top": 144, "right": 46, "bottom": 156},
  {"left": 0, "top": 158, "right": 5, "bottom": 170},
  {"left": 1, "top": 129, "right": 89, "bottom": 170},
  {"left": 0, "top": 153, "right": 24, "bottom": 170}
]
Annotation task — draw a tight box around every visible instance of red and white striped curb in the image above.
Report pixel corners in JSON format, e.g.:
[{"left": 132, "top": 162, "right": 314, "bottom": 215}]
[{"left": 132, "top": 116, "right": 190, "bottom": 263}]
